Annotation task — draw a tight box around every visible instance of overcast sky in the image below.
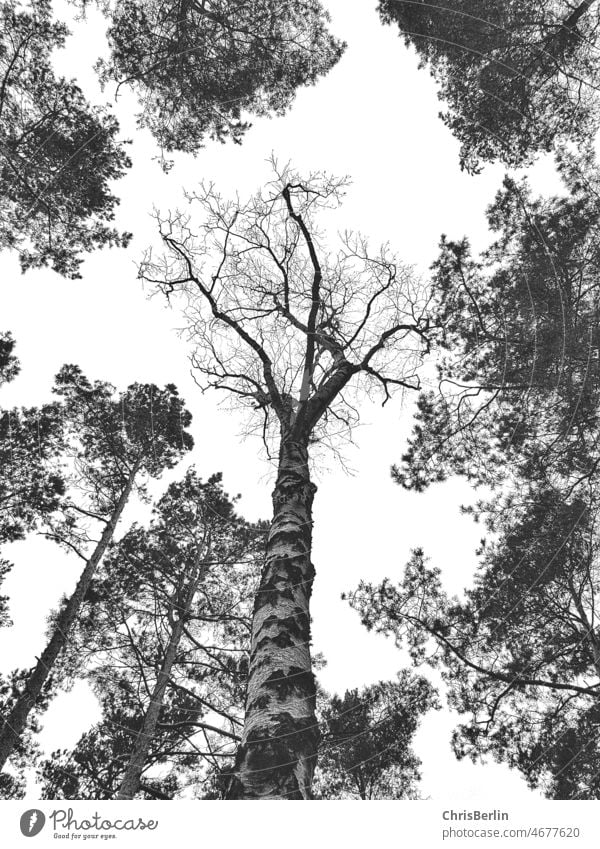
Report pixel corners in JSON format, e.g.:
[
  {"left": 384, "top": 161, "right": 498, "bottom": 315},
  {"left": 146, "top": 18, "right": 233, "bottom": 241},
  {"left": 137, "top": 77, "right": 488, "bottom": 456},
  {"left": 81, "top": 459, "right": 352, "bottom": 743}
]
[{"left": 0, "top": 0, "right": 561, "bottom": 800}]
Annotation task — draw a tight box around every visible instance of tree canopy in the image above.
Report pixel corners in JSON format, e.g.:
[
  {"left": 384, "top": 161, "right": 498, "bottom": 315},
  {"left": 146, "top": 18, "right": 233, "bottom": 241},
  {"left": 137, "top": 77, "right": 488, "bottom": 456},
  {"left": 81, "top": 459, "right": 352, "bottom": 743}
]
[
  {"left": 97, "top": 0, "right": 345, "bottom": 160},
  {"left": 349, "top": 150, "right": 600, "bottom": 799},
  {"left": 397, "top": 149, "right": 600, "bottom": 498},
  {"left": 0, "top": 0, "right": 131, "bottom": 277},
  {"left": 40, "top": 469, "right": 262, "bottom": 800},
  {"left": 378, "top": 0, "right": 600, "bottom": 169},
  {"left": 0, "top": 0, "right": 343, "bottom": 275},
  {"left": 314, "top": 673, "right": 437, "bottom": 800},
  {"left": 0, "top": 360, "right": 194, "bottom": 777}
]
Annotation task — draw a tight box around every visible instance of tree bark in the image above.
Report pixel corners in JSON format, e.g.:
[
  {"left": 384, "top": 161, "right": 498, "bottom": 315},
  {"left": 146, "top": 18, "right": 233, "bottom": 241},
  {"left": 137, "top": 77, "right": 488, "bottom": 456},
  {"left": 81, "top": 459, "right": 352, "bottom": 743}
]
[
  {"left": 117, "top": 535, "right": 210, "bottom": 799},
  {"left": 542, "top": 0, "right": 598, "bottom": 57},
  {"left": 0, "top": 463, "right": 139, "bottom": 771},
  {"left": 562, "top": 0, "right": 597, "bottom": 32},
  {"left": 116, "top": 611, "right": 186, "bottom": 799},
  {"left": 227, "top": 437, "right": 319, "bottom": 799}
]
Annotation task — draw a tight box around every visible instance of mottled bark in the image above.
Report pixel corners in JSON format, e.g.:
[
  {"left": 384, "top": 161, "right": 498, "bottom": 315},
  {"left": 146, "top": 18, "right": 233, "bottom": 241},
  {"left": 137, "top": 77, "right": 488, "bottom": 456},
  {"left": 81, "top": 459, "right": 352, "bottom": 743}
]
[
  {"left": 0, "top": 463, "right": 139, "bottom": 771},
  {"left": 228, "top": 437, "right": 318, "bottom": 799}
]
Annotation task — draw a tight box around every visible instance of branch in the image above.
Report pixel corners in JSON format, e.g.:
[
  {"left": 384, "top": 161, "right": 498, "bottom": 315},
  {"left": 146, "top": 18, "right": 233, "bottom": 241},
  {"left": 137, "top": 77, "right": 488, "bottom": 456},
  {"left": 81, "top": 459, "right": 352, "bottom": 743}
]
[{"left": 162, "top": 230, "right": 287, "bottom": 423}]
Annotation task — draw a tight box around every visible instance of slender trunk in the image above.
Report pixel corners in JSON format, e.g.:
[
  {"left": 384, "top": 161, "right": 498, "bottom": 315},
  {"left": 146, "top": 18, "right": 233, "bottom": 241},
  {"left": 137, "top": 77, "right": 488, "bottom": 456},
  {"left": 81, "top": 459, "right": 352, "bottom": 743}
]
[
  {"left": 542, "top": 0, "right": 597, "bottom": 57},
  {"left": 228, "top": 437, "right": 319, "bottom": 800},
  {"left": 0, "top": 464, "right": 139, "bottom": 771},
  {"left": 117, "top": 542, "right": 209, "bottom": 799},
  {"left": 563, "top": 0, "right": 597, "bottom": 32},
  {"left": 116, "top": 612, "right": 186, "bottom": 799},
  {"left": 568, "top": 577, "right": 600, "bottom": 679}
]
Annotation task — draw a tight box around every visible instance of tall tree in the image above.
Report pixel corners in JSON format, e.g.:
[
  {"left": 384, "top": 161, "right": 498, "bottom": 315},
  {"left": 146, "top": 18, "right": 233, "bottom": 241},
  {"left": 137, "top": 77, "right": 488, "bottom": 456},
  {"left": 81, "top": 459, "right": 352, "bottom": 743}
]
[
  {"left": 140, "top": 162, "right": 431, "bottom": 798},
  {"left": 1, "top": 0, "right": 342, "bottom": 274},
  {"left": 0, "top": 669, "right": 54, "bottom": 799},
  {"left": 0, "top": 333, "right": 65, "bottom": 547},
  {"left": 0, "top": 0, "right": 131, "bottom": 277},
  {"left": 314, "top": 673, "right": 437, "bottom": 800},
  {"left": 378, "top": 0, "right": 600, "bottom": 170},
  {"left": 397, "top": 149, "right": 600, "bottom": 499},
  {"left": 96, "top": 0, "right": 345, "bottom": 163},
  {"left": 0, "top": 333, "right": 65, "bottom": 627},
  {"left": 349, "top": 503, "right": 600, "bottom": 799},
  {"left": 39, "top": 469, "right": 263, "bottom": 800},
  {"left": 350, "top": 151, "right": 600, "bottom": 799},
  {"left": 0, "top": 365, "right": 193, "bottom": 775}
]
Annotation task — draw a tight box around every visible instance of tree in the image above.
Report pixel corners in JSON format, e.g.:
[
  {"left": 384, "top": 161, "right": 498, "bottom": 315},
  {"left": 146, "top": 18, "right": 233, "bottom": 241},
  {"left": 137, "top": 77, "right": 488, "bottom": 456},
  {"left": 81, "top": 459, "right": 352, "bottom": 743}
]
[
  {"left": 39, "top": 469, "right": 263, "bottom": 800},
  {"left": 314, "top": 673, "right": 437, "bottom": 800},
  {"left": 0, "top": 365, "right": 193, "bottom": 775},
  {"left": 0, "top": 333, "right": 65, "bottom": 547},
  {"left": 0, "top": 332, "right": 19, "bottom": 386},
  {"left": 350, "top": 151, "right": 600, "bottom": 798},
  {"left": 96, "top": 0, "right": 345, "bottom": 162},
  {"left": 111, "top": 470, "right": 260, "bottom": 800},
  {"left": 0, "top": 669, "right": 54, "bottom": 799},
  {"left": 0, "top": 0, "right": 131, "bottom": 277},
  {"left": 397, "top": 149, "right": 600, "bottom": 500},
  {"left": 378, "top": 0, "right": 600, "bottom": 170},
  {"left": 140, "top": 162, "right": 431, "bottom": 798},
  {"left": 0, "top": 333, "right": 65, "bottom": 627},
  {"left": 1, "top": 0, "right": 342, "bottom": 275},
  {"left": 349, "top": 499, "right": 600, "bottom": 799}
]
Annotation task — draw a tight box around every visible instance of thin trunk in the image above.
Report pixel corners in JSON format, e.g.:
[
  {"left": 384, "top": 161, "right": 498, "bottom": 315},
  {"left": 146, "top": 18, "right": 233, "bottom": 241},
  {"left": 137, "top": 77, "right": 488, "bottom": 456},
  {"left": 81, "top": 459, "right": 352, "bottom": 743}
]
[
  {"left": 562, "top": 0, "right": 597, "bottom": 32},
  {"left": 117, "top": 543, "right": 209, "bottom": 799},
  {"left": 116, "top": 612, "right": 186, "bottom": 799},
  {"left": 568, "top": 575, "right": 600, "bottom": 679},
  {"left": 228, "top": 437, "right": 319, "bottom": 800},
  {"left": 542, "top": 0, "right": 598, "bottom": 58},
  {"left": 0, "top": 463, "right": 139, "bottom": 771}
]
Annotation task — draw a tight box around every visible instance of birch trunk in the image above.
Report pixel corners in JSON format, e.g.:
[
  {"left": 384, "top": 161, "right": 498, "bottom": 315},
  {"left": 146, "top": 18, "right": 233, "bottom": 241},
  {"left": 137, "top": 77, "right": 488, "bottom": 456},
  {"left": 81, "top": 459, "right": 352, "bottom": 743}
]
[
  {"left": 0, "top": 464, "right": 138, "bottom": 770},
  {"left": 228, "top": 437, "right": 319, "bottom": 799}
]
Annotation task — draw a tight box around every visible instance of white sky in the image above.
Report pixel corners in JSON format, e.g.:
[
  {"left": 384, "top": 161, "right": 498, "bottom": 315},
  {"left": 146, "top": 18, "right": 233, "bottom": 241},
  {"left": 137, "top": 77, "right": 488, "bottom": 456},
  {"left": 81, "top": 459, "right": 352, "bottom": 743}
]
[{"left": 0, "top": 0, "right": 557, "bottom": 800}]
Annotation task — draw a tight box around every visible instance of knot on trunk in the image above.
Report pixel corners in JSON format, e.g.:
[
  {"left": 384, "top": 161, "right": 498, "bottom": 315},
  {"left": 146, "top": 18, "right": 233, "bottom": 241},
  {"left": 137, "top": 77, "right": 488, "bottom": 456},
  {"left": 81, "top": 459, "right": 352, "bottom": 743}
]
[{"left": 272, "top": 481, "right": 317, "bottom": 506}]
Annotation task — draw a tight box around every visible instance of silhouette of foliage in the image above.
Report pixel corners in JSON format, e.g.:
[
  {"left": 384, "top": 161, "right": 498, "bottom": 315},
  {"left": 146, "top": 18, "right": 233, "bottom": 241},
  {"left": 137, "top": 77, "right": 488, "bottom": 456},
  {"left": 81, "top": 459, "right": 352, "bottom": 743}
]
[{"left": 379, "top": 0, "right": 600, "bottom": 169}]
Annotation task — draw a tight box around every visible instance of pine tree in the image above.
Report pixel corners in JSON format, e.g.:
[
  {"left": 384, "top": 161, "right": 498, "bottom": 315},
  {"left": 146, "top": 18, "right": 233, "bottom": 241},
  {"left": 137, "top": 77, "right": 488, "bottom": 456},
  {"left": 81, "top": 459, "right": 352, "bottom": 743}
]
[
  {"left": 314, "top": 673, "right": 437, "bottom": 800},
  {"left": 0, "top": 0, "right": 131, "bottom": 276},
  {"left": 96, "top": 0, "right": 345, "bottom": 162},
  {"left": 39, "top": 470, "right": 263, "bottom": 799},
  {"left": 1, "top": 0, "right": 343, "bottom": 274},
  {"left": 349, "top": 151, "right": 600, "bottom": 799},
  {"left": 0, "top": 365, "right": 193, "bottom": 777},
  {"left": 378, "top": 0, "right": 600, "bottom": 169},
  {"left": 0, "top": 333, "right": 65, "bottom": 628}
]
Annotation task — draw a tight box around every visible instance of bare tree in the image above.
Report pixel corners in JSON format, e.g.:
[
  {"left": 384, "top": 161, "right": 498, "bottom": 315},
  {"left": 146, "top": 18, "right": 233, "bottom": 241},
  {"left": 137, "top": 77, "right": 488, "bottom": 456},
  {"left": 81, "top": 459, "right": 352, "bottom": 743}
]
[{"left": 140, "top": 162, "right": 431, "bottom": 799}]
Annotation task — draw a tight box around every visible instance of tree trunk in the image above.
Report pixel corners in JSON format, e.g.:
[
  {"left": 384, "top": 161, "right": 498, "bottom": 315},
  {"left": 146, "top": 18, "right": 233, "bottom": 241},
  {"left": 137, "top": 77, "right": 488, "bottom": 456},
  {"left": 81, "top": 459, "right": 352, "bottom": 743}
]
[
  {"left": 228, "top": 437, "right": 319, "bottom": 800},
  {"left": 116, "top": 612, "right": 185, "bottom": 799},
  {"left": 543, "top": 0, "right": 598, "bottom": 57},
  {"left": 0, "top": 464, "right": 139, "bottom": 771},
  {"left": 117, "top": 540, "right": 209, "bottom": 799},
  {"left": 563, "top": 0, "right": 597, "bottom": 32}
]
